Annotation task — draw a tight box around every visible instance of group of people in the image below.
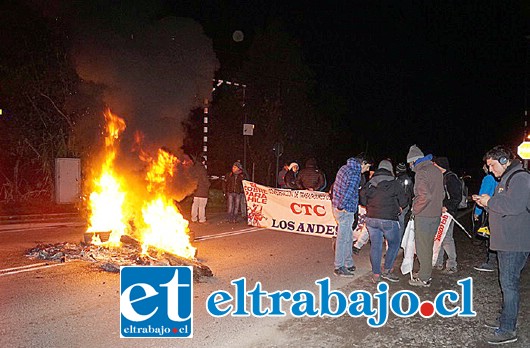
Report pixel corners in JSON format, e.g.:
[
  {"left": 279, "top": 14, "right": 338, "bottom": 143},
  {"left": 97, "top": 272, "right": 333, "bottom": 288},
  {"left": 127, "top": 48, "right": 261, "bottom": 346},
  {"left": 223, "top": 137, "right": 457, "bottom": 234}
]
[
  {"left": 278, "top": 158, "right": 327, "bottom": 191},
  {"left": 189, "top": 144, "right": 528, "bottom": 344},
  {"left": 331, "top": 144, "right": 530, "bottom": 345}
]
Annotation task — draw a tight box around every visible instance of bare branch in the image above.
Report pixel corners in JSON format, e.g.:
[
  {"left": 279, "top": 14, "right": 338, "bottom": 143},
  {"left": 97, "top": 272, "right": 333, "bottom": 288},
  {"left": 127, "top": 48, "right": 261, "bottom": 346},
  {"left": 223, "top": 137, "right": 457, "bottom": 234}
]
[
  {"left": 39, "top": 92, "right": 74, "bottom": 129},
  {"left": 24, "top": 138, "right": 41, "bottom": 158}
]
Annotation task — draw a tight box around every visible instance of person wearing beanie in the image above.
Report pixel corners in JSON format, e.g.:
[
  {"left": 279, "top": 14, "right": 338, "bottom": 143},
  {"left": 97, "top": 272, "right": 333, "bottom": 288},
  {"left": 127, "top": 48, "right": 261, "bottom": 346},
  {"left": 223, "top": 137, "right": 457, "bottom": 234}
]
[
  {"left": 406, "top": 144, "right": 424, "bottom": 165},
  {"left": 359, "top": 159, "right": 407, "bottom": 283},
  {"left": 405, "top": 145, "right": 444, "bottom": 287},
  {"left": 284, "top": 162, "right": 300, "bottom": 189},
  {"left": 223, "top": 162, "right": 246, "bottom": 223},
  {"left": 296, "top": 157, "right": 326, "bottom": 191},
  {"left": 378, "top": 159, "right": 394, "bottom": 176},
  {"left": 396, "top": 162, "right": 407, "bottom": 174},
  {"left": 432, "top": 156, "right": 461, "bottom": 274}
]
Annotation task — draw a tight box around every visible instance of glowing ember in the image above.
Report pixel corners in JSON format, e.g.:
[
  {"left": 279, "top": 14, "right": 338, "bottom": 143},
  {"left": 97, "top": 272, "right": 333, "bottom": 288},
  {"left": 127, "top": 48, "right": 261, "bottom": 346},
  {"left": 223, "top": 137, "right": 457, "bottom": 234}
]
[{"left": 85, "top": 109, "right": 195, "bottom": 259}]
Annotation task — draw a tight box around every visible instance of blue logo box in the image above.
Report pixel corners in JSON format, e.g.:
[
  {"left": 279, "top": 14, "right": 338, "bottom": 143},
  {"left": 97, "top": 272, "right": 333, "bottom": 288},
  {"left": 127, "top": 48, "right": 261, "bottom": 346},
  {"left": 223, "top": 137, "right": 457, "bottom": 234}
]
[{"left": 120, "top": 266, "right": 193, "bottom": 338}]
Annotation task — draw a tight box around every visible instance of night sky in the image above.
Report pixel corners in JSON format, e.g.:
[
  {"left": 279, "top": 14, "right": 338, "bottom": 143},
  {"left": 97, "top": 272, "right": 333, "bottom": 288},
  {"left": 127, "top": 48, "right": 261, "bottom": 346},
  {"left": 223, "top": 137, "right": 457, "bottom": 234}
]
[
  {"left": 3, "top": 0, "right": 530, "bottom": 190},
  {"left": 192, "top": 1, "right": 530, "bottom": 169}
]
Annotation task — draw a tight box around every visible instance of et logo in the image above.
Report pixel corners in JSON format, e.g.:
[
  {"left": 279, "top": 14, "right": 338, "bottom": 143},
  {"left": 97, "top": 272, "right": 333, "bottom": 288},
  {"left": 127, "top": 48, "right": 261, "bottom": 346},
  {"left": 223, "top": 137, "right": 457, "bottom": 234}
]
[{"left": 120, "top": 266, "right": 193, "bottom": 338}]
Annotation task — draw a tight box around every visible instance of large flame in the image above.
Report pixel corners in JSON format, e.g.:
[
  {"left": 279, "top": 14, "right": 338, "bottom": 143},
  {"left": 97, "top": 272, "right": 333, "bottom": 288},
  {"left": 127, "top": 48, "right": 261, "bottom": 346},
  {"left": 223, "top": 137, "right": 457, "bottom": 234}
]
[
  {"left": 139, "top": 148, "right": 195, "bottom": 258},
  {"left": 85, "top": 109, "right": 195, "bottom": 259},
  {"left": 86, "top": 109, "right": 127, "bottom": 246}
]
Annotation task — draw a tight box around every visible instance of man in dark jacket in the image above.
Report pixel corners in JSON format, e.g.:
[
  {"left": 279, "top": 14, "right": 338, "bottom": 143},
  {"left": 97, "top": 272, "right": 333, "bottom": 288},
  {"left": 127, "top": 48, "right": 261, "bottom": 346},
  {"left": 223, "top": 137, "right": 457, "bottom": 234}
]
[
  {"left": 474, "top": 145, "right": 530, "bottom": 345},
  {"left": 406, "top": 144, "right": 444, "bottom": 287},
  {"left": 296, "top": 158, "right": 325, "bottom": 191},
  {"left": 191, "top": 157, "right": 211, "bottom": 224},
  {"left": 433, "top": 156, "right": 461, "bottom": 274},
  {"left": 223, "top": 162, "right": 246, "bottom": 223},
  {"left": 360, "top": 159, "right": 407, "bottom": 283}
]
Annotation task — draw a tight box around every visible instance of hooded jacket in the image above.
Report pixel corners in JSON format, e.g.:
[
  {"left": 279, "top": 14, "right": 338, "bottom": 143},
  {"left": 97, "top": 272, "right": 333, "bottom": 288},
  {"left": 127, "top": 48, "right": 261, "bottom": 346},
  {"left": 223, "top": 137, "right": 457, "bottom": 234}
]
[
  {"left": 332, "top": 158, "right": 362, "bottom": 212},
  {"left": 296, "top": 158, "right": 325, "bottom": 190},
  {"left": 223, "top": 169, "right": 245, "bottom": 194},
  {"left": 359, "top": 168, "right": 407, "bottom": 220},
  {"left": 487, "top": 160, "right": 530, "bottom": 251},
  {"left": 193, "top": 162, "right": 211, "bottom": 198},
  {"left": 412, "top": 156, "right": 444, "bottom": 217}
]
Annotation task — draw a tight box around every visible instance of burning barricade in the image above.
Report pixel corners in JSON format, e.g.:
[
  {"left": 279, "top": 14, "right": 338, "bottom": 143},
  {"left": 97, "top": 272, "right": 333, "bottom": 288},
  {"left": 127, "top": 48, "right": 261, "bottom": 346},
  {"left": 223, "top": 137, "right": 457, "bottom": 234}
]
[{"left": 27, "top": 109, "right": 211, "bottom": 280}]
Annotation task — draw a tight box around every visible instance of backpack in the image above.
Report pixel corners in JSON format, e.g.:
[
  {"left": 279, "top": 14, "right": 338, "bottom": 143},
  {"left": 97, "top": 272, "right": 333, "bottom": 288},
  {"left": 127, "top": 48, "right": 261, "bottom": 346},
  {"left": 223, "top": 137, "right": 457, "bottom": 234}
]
[
  {"left": 445, "top": 172, "right": 468, "bottom": 209},
  {"left": 459, "top": 176, "right": 469, "bottom": 209},
  {"left": 505, "top": 169, "right": 530, "bottom": 213}
]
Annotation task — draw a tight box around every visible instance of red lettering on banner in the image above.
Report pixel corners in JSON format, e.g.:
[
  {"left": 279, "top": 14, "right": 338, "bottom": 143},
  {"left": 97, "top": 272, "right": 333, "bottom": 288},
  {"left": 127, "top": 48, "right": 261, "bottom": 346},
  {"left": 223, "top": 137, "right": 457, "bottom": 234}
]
[
  {"left": 290, "top": 203, "right": 327, "bottom": 216},
  {"left": 314, "top": 205, "right": 325, "bottom": 216},
  {"left": 247, "top": 191, "right": 267, "bottom": 204},
  {"left": 435, "top": 215, "right": 449, "bottom": 242}
]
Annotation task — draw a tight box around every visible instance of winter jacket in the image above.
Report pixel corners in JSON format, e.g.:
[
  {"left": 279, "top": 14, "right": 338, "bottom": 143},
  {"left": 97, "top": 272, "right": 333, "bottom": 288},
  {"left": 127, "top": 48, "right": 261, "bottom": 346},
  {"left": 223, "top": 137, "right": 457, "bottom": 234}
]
[
  {"left": 359, "top": 168, "right": 407, "bottom": 221},
  {"left": 193, "top": 163, "right": 211, "bottom": 198},
  {"left": 278, "top": 168, "right": 288, "bottom": 188},
  {"left": 442, "top": 171, "right": 462, "bottom": 216},
  {"left": 223, "top": 171, "right": 245, "bottom": 194},
  {"left": 411, "top": 156, "right": 444, "bottom": 217},
  {"left": 396, "top": 172, "right": 414, "bottom": 207},
  {"left": 487, "top": 160, "right": 530, "bottom": 251},
  {"left": 296, "top": 160, "right": 325, "bottom": 191},
  {"left": 332, "top": 157, "right": 362, "bottom": 212},
  {"left": 284, "top": 170, "right": 298, "bottom": 189},
  {"left": 474, "top": 174, "right": 497, "bottom": 216}
]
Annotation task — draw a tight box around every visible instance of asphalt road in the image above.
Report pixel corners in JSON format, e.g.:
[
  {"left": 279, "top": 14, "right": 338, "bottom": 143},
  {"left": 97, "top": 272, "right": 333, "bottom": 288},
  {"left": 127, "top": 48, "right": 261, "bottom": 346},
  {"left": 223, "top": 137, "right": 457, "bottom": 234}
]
[{"left": 0, "top": 214, "right": 368, "bottom": 348}]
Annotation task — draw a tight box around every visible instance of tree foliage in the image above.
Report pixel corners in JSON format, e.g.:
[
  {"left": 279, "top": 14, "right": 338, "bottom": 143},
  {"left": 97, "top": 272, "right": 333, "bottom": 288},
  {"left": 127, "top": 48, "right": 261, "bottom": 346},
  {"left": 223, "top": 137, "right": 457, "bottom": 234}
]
[{"left": 0, "top": 2, "right": 102, "bottom": 202}]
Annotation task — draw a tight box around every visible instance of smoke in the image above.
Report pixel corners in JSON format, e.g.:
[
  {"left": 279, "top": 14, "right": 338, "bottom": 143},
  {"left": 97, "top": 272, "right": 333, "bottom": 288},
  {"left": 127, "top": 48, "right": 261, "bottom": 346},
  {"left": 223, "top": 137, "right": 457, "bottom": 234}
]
[
  {"left": 72, "top": 15, "right": 218, "bottom": 200},
  {"left": 73, "top": 16, "right": 218, "bottom": 158}
]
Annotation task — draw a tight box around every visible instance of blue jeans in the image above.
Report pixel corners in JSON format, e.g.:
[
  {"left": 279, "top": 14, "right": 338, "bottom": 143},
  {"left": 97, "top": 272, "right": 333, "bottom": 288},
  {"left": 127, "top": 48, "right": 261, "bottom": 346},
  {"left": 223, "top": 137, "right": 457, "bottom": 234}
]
[
  {"left": 227, "top": 193, "right": 241, "bottom": 222},
  {"left": 366, "top": 218, "right": 400, "bottom": 275},
  {"left": 497, "top": 251, "right": 530, "bottom": 333},
  {"left": 333, "top": 208, "right": 355, "bottom": 269}
]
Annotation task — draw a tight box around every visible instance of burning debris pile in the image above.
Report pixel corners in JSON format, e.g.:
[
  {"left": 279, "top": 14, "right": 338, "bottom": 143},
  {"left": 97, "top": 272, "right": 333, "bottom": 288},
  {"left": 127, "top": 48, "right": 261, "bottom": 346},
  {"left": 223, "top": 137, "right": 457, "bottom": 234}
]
[
  {"left": 26, "top": 108, "right": 213, "bottom": 279},
  {"left": 26, "top": 236, "right": 212, "bottom": 280},
  {"left": 83, "top": 109, "right": 197, "bottom": 256}
]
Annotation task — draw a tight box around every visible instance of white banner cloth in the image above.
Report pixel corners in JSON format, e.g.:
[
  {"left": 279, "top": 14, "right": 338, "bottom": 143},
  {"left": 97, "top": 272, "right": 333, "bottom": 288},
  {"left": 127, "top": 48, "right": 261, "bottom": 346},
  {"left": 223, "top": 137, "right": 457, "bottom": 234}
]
[
  {"left": 243, "top": 180, "right": 337, "bottom": 238},
  {"left": 400, "top": 213, "right": 454, "bottom": 275}
]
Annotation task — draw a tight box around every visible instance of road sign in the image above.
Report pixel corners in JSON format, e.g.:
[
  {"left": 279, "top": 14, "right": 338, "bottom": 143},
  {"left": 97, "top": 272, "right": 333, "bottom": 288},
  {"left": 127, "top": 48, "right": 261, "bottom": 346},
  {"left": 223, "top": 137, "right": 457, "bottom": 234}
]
[{"left": 518, "top": 141, "right": 530, "bottom": 159}]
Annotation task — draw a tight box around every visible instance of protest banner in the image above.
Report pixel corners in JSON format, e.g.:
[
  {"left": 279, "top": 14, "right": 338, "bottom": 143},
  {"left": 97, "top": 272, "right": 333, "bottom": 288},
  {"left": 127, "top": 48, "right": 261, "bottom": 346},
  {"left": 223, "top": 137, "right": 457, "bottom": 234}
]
[
  {"left": 400, "top": 213, "right": 454, "bottom": 275},
  {"left": 243, "top": 180, "right": 336, "bottom": 238}
]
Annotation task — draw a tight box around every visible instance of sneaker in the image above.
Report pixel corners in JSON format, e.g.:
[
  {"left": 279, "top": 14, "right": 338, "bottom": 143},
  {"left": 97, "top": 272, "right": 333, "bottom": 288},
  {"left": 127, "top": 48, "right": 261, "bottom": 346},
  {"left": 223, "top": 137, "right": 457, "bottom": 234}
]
[
  {"left": 371, "top": 274, "right": 381, "bottom": 283},
  {"left": 486, "top": 329, "right": 517, "bottom": 345},
  {"left": 347, "top": 265, "right": 356, "bottom": 272},
  {"left": 434, "top": 264, "right": 444, "bottom": 271},
  {"left": 408, "top": 276, "right": 432, "bottom": 287},
  {"left": 442, "top": 267, "right": 458, "bottom": 275},
  {"left": 352, "top": 246, "right": 361, "bottom": 255},
  {"left": 381, "top": 271, "right": 399, "bottom": 283},
  {"left": 334, "top": 267, "right": 354, "bottom": 278},
  {"left": 474, "top": 262, "right": 495, "bottom": 272}
]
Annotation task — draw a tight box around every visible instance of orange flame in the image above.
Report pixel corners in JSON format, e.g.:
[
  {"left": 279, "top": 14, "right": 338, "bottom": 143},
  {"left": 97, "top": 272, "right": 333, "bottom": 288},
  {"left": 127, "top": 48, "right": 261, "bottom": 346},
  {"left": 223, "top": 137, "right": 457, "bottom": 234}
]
[
  {"left": 85, "top": 109, "right": 195, "bottom": 259},
  {"left": 86, "top": 109, "right": 127, "bottom": 246}
]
